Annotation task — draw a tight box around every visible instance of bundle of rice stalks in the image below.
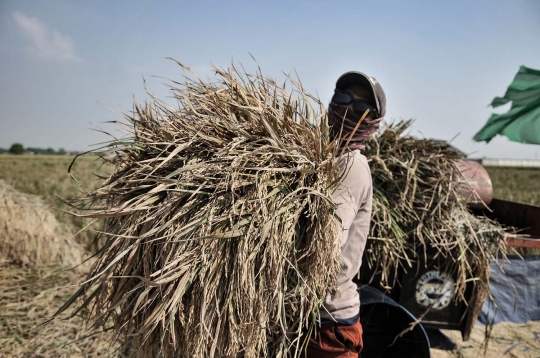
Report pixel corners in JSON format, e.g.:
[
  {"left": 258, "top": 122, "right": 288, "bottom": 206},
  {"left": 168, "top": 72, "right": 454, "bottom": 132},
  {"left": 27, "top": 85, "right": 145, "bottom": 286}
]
[
  {"left": 363, "top": 120, "right": 506, "bottom": 315},
  {"left": 0, "top": 264, "right": 118, "bottom": 357},
  {"left": 59, "top": 63, "right": 342, "bottom": 357},
  {"left": 0, "top": 180, "right": 85, "bottom": 268}
]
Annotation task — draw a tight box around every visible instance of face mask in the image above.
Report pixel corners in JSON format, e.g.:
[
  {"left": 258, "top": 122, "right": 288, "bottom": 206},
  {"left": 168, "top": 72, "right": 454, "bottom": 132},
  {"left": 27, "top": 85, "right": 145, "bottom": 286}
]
[{"left": 327, "top": 102, "right": 383, "bottom": 152}]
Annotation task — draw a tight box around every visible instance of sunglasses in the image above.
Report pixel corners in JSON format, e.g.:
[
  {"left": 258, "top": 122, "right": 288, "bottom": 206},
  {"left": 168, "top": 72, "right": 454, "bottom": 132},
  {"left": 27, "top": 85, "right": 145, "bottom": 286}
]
[{"left": 331, "top": 90, "right": 379, "bottom": 118}]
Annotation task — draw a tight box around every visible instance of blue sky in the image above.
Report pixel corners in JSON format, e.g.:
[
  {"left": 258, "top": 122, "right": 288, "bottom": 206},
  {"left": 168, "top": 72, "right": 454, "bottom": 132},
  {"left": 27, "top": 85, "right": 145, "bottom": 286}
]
[{"left": 1, "top": 0, "right": 539, "bottom": 158}]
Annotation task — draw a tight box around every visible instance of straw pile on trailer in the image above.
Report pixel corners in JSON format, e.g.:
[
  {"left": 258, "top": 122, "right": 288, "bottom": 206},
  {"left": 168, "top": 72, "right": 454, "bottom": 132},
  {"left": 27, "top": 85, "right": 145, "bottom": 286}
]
[
  {"left": 362, "top": 121, "right": 506, "bottom": 320},
  {"left": 58, "top": 62, "right": 506, "bottom": 357}
]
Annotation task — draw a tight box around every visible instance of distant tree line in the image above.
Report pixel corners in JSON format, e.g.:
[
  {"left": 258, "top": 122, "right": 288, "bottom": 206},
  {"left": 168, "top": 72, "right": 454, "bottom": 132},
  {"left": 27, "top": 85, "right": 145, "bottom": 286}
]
[{"left": 0, "top": 143, "right": 79, "bottom": 155}]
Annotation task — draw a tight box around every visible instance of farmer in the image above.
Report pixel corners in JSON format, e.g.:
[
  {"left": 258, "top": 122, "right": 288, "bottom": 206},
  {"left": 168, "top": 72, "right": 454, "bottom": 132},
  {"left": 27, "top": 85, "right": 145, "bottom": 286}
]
[{"left": 305, "top": 72, "right": 386, "bottom": 357}]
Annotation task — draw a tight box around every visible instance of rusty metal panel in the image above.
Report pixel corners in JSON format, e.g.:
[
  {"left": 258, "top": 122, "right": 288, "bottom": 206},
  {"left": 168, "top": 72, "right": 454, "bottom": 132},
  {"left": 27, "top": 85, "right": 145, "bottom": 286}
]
[{"left": 505, "top": 236, "right": 540, "bottom": 248}]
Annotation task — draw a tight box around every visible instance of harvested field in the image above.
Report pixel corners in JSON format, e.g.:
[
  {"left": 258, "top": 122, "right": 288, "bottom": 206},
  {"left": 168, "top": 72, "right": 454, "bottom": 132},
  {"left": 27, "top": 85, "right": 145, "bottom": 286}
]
[
  {"left": 0, "top": 155, "right": 111, "bottom": 249},
  {"left": 0, "top": 264, "right": 117, "bottom": 358},
  {"left": 0, "top": 181, "right": 110, "bottom": 356},
  {"left": 486, "top": 167, "right": 540, "bottom": 206},
  {"left": 0, "top": 155, "right": 107, "bottom": 207}
]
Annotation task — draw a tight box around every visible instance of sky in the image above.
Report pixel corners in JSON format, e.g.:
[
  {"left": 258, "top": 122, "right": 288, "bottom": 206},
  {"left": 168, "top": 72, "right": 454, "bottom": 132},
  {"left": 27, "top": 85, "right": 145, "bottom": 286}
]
[{"left": 1, "top": 0, "right": 540, "bottom": 158}]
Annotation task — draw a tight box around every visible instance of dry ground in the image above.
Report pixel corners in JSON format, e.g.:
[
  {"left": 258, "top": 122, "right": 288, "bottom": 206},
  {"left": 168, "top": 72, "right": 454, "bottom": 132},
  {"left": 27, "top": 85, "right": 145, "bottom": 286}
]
[
  {"left": 0, "top": 265, "right": 119, "bottom": 357},
  {"left": 431, "top": 322, "right": 540, "bottom": 358}
]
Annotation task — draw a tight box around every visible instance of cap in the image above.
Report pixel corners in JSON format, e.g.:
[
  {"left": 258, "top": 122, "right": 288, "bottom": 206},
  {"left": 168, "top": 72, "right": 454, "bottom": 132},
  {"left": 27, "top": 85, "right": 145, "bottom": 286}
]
[{"left": 335, "top": 71, "right": 386, "bottom": 118}]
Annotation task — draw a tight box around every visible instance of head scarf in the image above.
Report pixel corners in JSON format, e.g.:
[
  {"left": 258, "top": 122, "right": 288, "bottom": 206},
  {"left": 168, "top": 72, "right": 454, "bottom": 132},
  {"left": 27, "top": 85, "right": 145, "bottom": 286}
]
[{"left": 328, "top": 102, "right": 383, "bottom": 152}]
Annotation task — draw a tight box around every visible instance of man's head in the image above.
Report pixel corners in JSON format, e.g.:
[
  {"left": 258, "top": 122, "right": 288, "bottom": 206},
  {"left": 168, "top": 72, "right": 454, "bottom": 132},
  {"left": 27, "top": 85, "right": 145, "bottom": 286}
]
[
  {"left": 328, "top": 71, "right": 386, "bottom": 151},
  {"left": 333, "top": 71, "right": 386, "bottom": 120}
]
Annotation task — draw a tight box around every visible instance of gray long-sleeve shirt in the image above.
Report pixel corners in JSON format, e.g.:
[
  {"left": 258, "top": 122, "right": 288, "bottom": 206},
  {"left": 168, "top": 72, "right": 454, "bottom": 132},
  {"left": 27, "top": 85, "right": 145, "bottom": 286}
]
[{"left": 321, "top": 149, "right": 373, "bottom": 322}]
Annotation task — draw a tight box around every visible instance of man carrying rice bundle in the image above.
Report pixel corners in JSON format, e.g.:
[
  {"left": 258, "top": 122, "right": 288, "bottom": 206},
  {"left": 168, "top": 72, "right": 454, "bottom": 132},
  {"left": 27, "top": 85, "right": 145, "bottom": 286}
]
[
  {"left": 56, "top": 60, "right": 504, "bottom": 356},
  {"left": 304, "top": 72, "right": 386, "bottom": 357}
]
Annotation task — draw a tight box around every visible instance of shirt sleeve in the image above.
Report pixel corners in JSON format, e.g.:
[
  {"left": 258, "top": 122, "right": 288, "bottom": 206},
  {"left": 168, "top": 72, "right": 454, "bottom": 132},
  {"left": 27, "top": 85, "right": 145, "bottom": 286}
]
[
  {"left": 332, "top": 153, "right": 372, "bottom": 248},
  {"left": 322, "top": 151, "right": 373, "bottom": 319}
]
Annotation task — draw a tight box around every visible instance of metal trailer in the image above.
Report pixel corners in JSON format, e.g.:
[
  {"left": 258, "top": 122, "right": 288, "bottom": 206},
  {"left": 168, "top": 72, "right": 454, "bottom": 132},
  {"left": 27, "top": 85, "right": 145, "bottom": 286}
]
[{"left": 356, "top": 161, "right": 540, "bottom": 358}]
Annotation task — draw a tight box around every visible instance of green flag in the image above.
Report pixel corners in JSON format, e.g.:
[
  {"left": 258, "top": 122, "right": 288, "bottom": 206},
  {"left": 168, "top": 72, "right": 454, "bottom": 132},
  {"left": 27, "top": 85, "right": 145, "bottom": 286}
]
[{"left": 474, "top": 66, "right": 540, "bottom": 144}]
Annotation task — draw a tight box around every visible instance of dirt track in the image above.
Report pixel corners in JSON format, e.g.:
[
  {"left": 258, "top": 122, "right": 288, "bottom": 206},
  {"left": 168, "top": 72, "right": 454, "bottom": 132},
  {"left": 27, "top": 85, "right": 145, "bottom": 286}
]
[{"left": 431, "top": 321, "right": 540, "bottom": 358}]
